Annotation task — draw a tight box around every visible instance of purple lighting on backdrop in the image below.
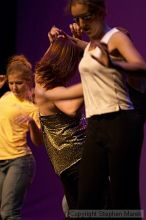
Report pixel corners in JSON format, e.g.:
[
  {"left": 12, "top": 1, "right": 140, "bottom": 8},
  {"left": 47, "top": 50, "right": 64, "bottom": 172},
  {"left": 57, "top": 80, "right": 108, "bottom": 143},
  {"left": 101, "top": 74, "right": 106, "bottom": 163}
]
[{"left": 15, "top": 1, "right": 146, "bottom": 219}]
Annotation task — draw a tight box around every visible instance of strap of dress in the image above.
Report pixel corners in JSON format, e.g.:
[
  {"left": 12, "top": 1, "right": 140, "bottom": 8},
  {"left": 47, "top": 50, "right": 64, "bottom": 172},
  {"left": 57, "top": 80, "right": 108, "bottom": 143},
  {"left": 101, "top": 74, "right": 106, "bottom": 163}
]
[{"left": 101, "top": 28, "right": 119, "bottom": 44}]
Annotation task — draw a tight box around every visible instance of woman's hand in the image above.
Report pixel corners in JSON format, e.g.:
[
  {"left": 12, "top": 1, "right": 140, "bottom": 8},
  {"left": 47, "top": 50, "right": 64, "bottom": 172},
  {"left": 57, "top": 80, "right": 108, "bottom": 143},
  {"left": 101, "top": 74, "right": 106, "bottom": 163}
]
[
  {"left": 69, "top": 23, "right": 83, "bottom": 39},
  {"left": 48, "top": 25, "right": 66, "bottom": 43}
]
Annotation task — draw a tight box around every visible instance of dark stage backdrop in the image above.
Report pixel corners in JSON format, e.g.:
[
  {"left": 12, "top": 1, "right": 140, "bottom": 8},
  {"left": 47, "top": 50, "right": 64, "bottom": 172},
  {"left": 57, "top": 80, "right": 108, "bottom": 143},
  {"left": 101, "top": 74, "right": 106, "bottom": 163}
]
[
  {"left": 14, "top": 1, "right": 146, "bottom": 220},
  {"left": 0, "top": 1, "right": 16, "bottom": 96}
]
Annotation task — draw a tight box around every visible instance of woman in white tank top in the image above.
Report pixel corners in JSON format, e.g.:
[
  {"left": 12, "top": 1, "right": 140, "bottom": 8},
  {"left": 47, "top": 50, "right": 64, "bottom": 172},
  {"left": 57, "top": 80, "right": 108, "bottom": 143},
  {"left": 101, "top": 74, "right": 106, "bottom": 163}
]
[{"left": 35, "top": 0, "right": 146, "bottom": 218}]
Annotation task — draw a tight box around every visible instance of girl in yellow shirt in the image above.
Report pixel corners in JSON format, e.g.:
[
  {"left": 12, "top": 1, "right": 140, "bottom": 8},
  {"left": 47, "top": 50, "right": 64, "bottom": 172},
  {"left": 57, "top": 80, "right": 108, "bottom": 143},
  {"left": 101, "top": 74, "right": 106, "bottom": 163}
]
[{"left": 0, "top": 55, "right": 42, "bottom": 220}]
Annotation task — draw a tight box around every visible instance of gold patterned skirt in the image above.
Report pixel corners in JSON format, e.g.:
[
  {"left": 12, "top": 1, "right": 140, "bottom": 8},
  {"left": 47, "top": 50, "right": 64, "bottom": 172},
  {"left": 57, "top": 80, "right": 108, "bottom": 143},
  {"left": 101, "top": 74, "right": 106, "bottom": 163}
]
[{"left": 40, "top": 112, "right": 86, "bottom": 175}]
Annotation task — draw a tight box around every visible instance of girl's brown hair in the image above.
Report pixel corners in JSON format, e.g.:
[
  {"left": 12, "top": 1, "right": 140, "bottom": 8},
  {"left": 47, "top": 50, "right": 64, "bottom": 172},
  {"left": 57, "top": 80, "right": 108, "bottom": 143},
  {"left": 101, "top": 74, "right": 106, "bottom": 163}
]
[
  {"left": 35, "top": 37, "right": 82, "bottom": 89},
  {"left": 6, "top": 55, "right": 33, "bottom": 86}
]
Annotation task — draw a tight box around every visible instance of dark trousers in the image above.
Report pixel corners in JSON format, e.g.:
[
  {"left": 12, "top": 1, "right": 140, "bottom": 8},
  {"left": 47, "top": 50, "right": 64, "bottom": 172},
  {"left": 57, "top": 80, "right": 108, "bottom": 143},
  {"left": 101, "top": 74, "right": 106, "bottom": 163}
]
[
  {"left": 60, "top": 162, "right": 80, "bottom": 210},
  {"left": 128, "top": 84, "right": 146, "bottom": 124},
  {"left": 77, "top": 110, "right": 143, "bottom": 219}
]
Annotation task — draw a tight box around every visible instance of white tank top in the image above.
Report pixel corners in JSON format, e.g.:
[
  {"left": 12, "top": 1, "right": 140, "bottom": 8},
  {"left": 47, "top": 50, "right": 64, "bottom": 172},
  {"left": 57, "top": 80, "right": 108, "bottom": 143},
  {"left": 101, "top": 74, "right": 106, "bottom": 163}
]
[{"left": 79, "top": 28, "right": 134, "bottom": 118}]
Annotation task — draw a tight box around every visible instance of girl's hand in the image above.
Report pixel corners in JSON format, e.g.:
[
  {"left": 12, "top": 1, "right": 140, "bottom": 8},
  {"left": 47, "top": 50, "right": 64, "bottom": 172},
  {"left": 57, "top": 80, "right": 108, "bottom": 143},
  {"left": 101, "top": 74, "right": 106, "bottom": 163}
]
[
  {"left": 0, "top": 75, "right": 7, "bottom": 89},
  {"left": 14, "top": 114, "right": 33, "bottom": 127}
]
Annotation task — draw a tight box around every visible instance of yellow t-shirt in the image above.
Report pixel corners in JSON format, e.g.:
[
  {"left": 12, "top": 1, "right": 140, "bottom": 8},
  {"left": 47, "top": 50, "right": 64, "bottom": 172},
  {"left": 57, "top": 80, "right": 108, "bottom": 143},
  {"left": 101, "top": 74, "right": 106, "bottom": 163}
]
[{"left": 0, "top": 92, "right": 40, "bottom": 159}]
